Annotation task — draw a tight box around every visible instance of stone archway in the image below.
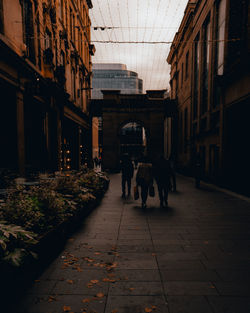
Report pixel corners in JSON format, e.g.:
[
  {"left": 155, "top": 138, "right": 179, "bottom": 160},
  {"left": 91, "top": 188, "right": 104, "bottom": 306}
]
[{"left": 100, "top": 92, "right": 167, "bottom": 171}]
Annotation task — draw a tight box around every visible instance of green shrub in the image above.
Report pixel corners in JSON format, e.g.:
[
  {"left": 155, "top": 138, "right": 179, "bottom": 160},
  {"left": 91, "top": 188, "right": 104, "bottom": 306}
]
[{"left": 0, "top": 221, "right": 37, "bottom": 267}]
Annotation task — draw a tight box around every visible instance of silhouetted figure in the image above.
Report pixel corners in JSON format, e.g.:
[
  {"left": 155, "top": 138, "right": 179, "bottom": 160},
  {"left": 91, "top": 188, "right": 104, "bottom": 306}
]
[
  {"left": 120, "top": 153, "right": 134, "bottom": 198},
  {"left": 134, "top": 158, "right": 138, "bottom": 170},
  {"left": 94, "top": 157, "right": 99, "bottom": 168},
  {"left": 153, "top": 155, "right": 172, "bottom": 208},
  {"left": 136, "top": 156, "right": 153, "bottom": 209},
  {"left": 169, "top": 153, "right": 177, "bottom": 192},
  {"left": 194, "top": 152, "right": 202, "bottom": 188}
]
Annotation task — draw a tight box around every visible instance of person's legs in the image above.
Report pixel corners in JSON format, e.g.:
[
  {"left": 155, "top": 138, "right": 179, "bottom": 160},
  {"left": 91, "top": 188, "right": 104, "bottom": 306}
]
[
  {"left": 157, "top": 182, "right": 164, "bottom": 207},
  {"left": 163, "top": 184, "right": 169, "bottom": 207},
  {"left": 122, "top": 176, "right": 126, "bottom": 197},
  {"left": 127, "top": 178, "right": 131, "bottom": 196},
  {"left": 141, "top": 182, "right": 148, "bottom": 208},
  {"left": 172, "top": 173, "right": 176, "bottom": 191}
]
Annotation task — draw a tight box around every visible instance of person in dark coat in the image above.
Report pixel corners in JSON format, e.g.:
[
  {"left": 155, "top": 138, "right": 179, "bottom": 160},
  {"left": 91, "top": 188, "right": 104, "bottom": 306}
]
[
  {"left": 153, "top": 155, "right": 172, "bottom": 208},
  {"left": 120, "top": 153, "right": 134, "bottom": 198},
  {"left": 136, "top": 155, "right": 154, "bottom": 209}
]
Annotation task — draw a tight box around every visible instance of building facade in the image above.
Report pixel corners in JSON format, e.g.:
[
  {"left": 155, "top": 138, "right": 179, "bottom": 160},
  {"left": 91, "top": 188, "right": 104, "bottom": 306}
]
[
  {"left": 167, "top": 0, "right": 250, "bottom": 194},
  {"left": 0, "top": 0, "right": 94, "bottom": 177},
  {"left": 92, "top": 63, "right": 143, "bottom": 99}
]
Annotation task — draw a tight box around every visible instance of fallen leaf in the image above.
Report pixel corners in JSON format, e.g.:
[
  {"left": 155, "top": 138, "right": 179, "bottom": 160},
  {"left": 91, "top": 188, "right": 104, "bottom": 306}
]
[
  {"left": 90, "top": 280, "right": 99, "bottom": 284},
  {"left": 96, "top": 292, "right": 104, "bottom": 298},
  {"left": 151, "top": 253, "right": 157, "bottom": 256},
  {"left": 151, "top": 305, "right": 157, "bottom": 310},
  {"left": 109, "top": 262, "right": 118, "bottom": 268},
  {"left": 94, "top": 252, "right": 101, "bottom": 255},
  {"left": 111, "top": 310, "right": 118, "bottom": 313},
  {"left": 82, "top": 298, "right": 91, "bottom": 303},
  {"left": 63, "top": 305, "right": 72, "bottom": 312},
  {"left": 102, "top": 277, "right": 116, "bottom": 283},
  {"left": 48, "top": 296, "right": 56, "bottom": 302},
  {"left": 67, "top": 280, "right": 74, "bottom": 284},
  {"left": 129, "top": 288, "right": 135, "bottom": 291},
  {"left": 210, "top": 285, "right": 216, "bottom": 289},
  {"left": 76, "top": 267, "right": 83, "bottom": 272},
  {"left": 145, "top": 308, "right": 152, "bottom": 313}
]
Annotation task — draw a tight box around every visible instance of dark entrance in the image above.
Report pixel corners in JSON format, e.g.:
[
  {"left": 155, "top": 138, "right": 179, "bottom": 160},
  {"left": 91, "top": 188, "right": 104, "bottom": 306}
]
[
  {"left": 0, "top": 79, "right": 18, "bottom": 171},
  {"left": 119, "top": 122, "right": 147, "bottom": 160}
]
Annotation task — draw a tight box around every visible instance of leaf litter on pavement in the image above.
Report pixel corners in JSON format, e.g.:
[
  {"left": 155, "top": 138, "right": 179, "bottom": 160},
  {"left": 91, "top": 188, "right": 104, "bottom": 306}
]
[{"left": 58, "top": 246, "right": 124, "bottom": 312}]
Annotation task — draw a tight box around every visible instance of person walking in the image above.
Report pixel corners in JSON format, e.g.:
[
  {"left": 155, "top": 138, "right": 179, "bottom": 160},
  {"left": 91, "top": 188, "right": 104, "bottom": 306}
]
[
  {"left": 136, "top": 156, "right": 154, "bottom": 209},
  {"left": 120, "top": 153, "right": 134, "bottom": 198},
  {"left": 153, "top": 155, "right": 172, "bottom": 208}
]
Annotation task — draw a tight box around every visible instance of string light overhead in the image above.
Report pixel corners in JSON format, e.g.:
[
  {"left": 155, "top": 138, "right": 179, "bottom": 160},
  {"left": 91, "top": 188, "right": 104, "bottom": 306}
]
[{"left": 90, "top": 0, "right": 190, "bottom": 92}]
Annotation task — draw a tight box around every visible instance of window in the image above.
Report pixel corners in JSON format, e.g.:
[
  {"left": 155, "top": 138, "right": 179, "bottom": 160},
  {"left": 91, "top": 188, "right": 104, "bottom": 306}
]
[
  {"left": 181, "top": 63, "right": 184, "bottom": 86},
  {"left": 78, "top": 29, "right": 82, "bottom": 57},
  {"left": 69, "top": 8, "right": 73, "bottom": 40},
  {"left": 0, "top": 0, "right": 4, "bottom": 34},
  {"left": 71, "top": 68, "right": 76, "bottom": 100},
  {"left": 23, "top": 0, "right": 36, "bottom": 63},
  {"left": 179, "top": 112, "right": 183, "bottom": 153},
  {"left": 184, "top": 108, "right": 188, "bottom": 152},
  {"left": 45, "top": 29, "right": 52, "bottom": 49},
  {"left": 216, "top": 0, "right": 226, "bottom": 75},
  {"left": 65, "top": 1, "right": 68, "bottom": 30},
  {"left": 72, "top": 14, "right": 75, "bottom": 43},
  {"left": 201, "top": 18, "right": 211, "bottom": 114},
  {"left": 60, "top": 50, "right": 65, "bottom": 66},
  {"left": 193, "top": 34, "right": 200, "bottom": 119},
  {"left": 185, "top": 51, "right": 189, "bottom": 79},
  {"left": 59, "top": 0, "right": 64, "bottom": 21}
]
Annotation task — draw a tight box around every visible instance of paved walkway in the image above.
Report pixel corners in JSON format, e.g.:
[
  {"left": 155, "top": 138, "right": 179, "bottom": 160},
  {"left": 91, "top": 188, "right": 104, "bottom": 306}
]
[{"left": 12, "top": 174, "right": 250, "bottom": 313}]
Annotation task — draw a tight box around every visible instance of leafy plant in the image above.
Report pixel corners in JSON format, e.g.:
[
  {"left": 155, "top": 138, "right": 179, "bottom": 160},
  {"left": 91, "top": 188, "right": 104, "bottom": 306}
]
[{"left": 0, "top": 221, "right": 37, "bottom": 267}]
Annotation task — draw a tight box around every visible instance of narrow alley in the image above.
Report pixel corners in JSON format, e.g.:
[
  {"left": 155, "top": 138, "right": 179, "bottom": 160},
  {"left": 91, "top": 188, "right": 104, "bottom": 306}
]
[{"left": 11, "top": 174, "right": 250, "bottom": 313}]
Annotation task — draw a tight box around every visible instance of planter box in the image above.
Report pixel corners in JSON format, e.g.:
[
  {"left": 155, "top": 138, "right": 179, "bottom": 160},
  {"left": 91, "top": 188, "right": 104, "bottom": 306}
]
[{"left": 1, "top": 179, "right": 109, "bottom": 306}]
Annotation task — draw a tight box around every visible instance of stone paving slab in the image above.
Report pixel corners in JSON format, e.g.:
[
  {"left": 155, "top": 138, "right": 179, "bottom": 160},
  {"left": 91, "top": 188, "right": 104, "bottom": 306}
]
[
  {"left": 167, "top": 296, "right": 213, "bottom": 313},
  {"left": 7, "top": 173, "right": 250, "bottom": 313},
  {"left": 207, "top": 296, "right": 250, "bottom": 313},
  {"left": 105, "top": 295, "right": 169, "bottom": 313}
]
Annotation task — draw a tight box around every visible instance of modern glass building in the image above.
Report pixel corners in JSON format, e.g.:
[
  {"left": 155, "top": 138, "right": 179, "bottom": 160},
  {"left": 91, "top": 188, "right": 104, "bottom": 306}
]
[{"left": 92, "top": 63, "right": 143, "bottom": 99}]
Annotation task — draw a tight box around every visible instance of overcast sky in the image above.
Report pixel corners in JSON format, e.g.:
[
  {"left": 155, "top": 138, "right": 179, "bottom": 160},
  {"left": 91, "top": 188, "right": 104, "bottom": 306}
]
[{"left": 90, "top": 0, "right": 189, "bottom": 92}]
